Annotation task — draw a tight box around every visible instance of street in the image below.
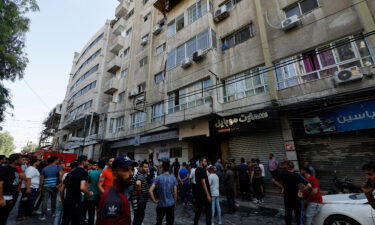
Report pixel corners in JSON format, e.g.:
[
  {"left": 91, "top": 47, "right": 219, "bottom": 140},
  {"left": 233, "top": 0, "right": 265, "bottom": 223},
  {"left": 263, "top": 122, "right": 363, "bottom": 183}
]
[{"left": 11, "top": 195, "right": 285, "bottom": 225}]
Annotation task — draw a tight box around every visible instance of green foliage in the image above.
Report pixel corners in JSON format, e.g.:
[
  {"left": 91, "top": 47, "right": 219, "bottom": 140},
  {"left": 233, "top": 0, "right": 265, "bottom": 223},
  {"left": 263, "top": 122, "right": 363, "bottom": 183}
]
[
  {"left": 0, "top": 131, "right": 15, "bottom": 156},
  {"left": 21, "top": 141, "right": 38, "bottom": 153},
  {"left": 0, "top": 0, "right": 39, "bottom": 121}
]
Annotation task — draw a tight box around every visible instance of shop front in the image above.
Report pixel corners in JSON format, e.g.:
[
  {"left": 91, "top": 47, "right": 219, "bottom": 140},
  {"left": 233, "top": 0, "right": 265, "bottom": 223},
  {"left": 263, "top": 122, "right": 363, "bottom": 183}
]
[{"left": 292, "top": 99, "right": 375, "bottom": 189}]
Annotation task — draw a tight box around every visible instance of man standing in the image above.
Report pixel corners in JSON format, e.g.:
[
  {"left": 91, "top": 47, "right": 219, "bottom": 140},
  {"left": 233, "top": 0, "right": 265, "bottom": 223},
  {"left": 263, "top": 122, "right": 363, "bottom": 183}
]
[
  {"left": 171, "top": 158, "right": 180, "bottom": 178},
  {"left": 21, "top": 158, "right": 40, "bottom": 220},
  {"left": 223, "top": 163, "right": 235, "bottom": 212},
  {"left": 61, "top": 155, "right": 92, "bottom": 225},
  {"left": 39, "top": 156, "right": 61, "bottom": 220},
  {"left": 0, "top": 154, "right": 22, "bottom": 225},
  {"left": 193, "top": 157, "right": 212, "bottom": 225},
  {"left": 98, "top": 157, "right": 114, "bottom": 194},
  {"left": 149, "top": 160, "right": 178, "bottom": 225},
  {"left": 236, "top": 157, "right": 250, "bottom": 200},
  {"left": 132, "top": 161, "right": 149, "bottom": 225},
  {"left": 303, "top": 161, "right": 316, "bottom": 177},
  {"left": 214, "top": 158, "right": 224, "bottom": 180},
  {"left": 268, "top": 154, "right": 279, "bottom": 180},
  {"left": 208, "top": 166, "right": 222, "bottom": 225},
  {"left": 362, "top": 161, "right": 375, "bottom": 210},
  {"left": 277, "top": 161, "right": 310, "bottom": 225},
  {"left": 251, "top": 160, "right": 263, "bottom": 204},
  {"left": 178, "top": 162, "right": 190, "bottom": 205},
  {"left": 87, "top": 160, "right": 104, "bottom": 225},
  {"left": 301, "top": 167, "right": 323, "bottom": 225}
]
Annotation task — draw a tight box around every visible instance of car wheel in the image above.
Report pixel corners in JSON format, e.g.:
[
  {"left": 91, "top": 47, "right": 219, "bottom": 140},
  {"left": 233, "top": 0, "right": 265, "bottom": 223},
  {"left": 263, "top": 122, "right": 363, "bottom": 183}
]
[{"left": 324, "top": 215, "right": 361, "bottom": 225}]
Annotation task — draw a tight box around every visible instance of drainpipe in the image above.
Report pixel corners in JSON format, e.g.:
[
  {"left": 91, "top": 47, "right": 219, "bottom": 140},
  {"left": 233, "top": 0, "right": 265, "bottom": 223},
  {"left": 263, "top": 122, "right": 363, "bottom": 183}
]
[
  {"left": 254, "top": 0, "right": 278, "bottom": 101},
  {"left": 352, "top": 0, "right": 375, "bottom": 57}
]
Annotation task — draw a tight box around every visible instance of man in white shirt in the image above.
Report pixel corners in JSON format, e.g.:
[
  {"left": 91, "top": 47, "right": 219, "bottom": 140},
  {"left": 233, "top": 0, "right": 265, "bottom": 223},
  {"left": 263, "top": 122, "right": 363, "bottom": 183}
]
[
  {"left": 256, "top": 159, "right": 266, "bottom": 198},
  {"left": 23, "top": 158, "right": 41, "bottom": 220},
  {"left": 208, "top": 166, "right": 222, "bottom": 225}
]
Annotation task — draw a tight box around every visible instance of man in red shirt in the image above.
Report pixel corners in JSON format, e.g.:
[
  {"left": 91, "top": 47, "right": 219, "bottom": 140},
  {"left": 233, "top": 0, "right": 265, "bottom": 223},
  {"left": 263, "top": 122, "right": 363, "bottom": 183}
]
[
  {"left": 301, "top": 167, "right": 323, "bottom": 225},
  {"left": 96, "top": 156, "right": 136, "bottom": 225}
]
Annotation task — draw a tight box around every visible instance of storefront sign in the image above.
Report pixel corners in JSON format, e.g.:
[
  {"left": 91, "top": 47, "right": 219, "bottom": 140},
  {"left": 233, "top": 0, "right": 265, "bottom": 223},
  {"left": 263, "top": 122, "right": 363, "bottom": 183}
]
[
  {"left": 304, "top": 100, "right": 375, "bottom": 134},
  {"left": 111, "top": 130, "right": 179, "bottom": 149}
]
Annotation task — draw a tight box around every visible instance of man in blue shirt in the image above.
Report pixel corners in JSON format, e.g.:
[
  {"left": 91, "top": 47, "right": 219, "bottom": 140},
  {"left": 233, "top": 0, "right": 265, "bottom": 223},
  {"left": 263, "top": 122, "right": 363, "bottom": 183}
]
[
  {"left": 39, "top": 156, "right": 61, "bottom": 220},
  {"left": 149, "top": 160, "right": 178, "bottom": 225},
  {"left": 178, "top": 162, "right": 190, "bottom": 205}
]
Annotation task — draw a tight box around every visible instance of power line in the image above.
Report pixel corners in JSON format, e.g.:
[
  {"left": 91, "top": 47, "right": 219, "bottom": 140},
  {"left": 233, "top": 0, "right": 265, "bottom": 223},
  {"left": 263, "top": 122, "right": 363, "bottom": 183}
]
[{"left": 23, "top": 79, "right": 50, "bottom": 109}]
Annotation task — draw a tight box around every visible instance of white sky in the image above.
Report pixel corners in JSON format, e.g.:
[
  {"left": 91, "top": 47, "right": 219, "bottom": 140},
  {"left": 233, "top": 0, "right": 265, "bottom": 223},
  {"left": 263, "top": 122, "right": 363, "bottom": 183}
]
[{"left": 1, "top": 0, "right": 118, "bottom": 152}]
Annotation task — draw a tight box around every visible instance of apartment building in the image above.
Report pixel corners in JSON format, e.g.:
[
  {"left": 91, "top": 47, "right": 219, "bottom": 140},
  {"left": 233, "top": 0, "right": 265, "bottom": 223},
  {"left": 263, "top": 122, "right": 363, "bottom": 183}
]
[
  {"left": 54, "top": 23, "right": 112, "bottom": 160},
  {"left": 53, "top": 0, "right": 375, "bottom": 187}
]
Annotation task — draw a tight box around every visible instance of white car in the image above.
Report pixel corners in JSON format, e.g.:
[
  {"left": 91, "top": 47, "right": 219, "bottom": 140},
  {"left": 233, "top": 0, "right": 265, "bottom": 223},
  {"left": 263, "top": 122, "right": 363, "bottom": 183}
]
[{"left": 313, "top": 192, "right": 375, "bottom": 225}]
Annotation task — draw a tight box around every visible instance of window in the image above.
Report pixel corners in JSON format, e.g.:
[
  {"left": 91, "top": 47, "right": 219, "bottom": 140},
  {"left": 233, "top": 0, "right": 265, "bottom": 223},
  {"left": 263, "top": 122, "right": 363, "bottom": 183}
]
[
  {"left": 76, "top": 33, "right": 104, "bottom": 65},
  {"left": 152, "top": 103, "right": 164, "bottom": 122},
  {"left": 166, "top": 28, "right": 216, "bottom": 70},
  {"left": 284, "top": 0, "right": 319, "bottom": 18},
  {"left": 118, "top": 91, "right": 126, "bottom": 102},
  {"left": 156, "top": 43, "right": 166, "bottom": 55},
  {"left": 115, "top": 117, "right": 124, "bottom": 132},
  {"left": 169, "top": 147, "right": 182, "bottom": 158},
  {"left": 70, "top": 64, "right": 99, "bottom": 92},
  {"left": 137, "top": 83, "right": 146, "bottom": 93},
  {"left": 121, "top": 68, "right": 128, "bottom": 78},
  {"left": 167, "top": 20, "right": 176, "bottom": 38},
  {"left": 143, "top": 0, "right": 149, "bottom": 3},
  {"left": 126, "top": 27, "right": 132, "bottom": 36},
  {"left": 176, "top": 14, "right": 184, "bottom": 31},
  {"left": 125, "top": 9, "right": 134, "bottom": 20},
  {"left": 144, "top": 12, "right": 151, "bottom": 22},
  {"left": 109, "top": 118, "right": 115, "bottom": 133},
  {"left": 223, "top": 65, "right": 268, "bottom": 102},
  {"left": 69, "top": 80, "right": 97, "bottom": 102},
  {"left": 73, "top": 49, "right": 101, "bottom": 78},
  {"left": 130, "top": 112, "right": 146, "bottom": 128},
  {"left": 168, "top": 79, "right": 212, "bottom": 113},
  {"left": 155, "top": 72, "right": 164, "bottom": 84},
  {"left": 141, "top": 34, "right": 149, "bottom": 44},
  {"left": 68, "top": 100, "right": 93, "bottom": 118},
  {"left": 123, "top": 47, "right": 130, "bottom": 58},
  {"left": 188, "top": 0, "right": 208, "bottom": 25},
  {"left": 222, "top": 24, "right": 255, "bottom": 49},
  {"left": 139, "top": 56, "right": 148, "bottom": 67},
  {"left": 276, "top": 35, "right": 373, "bottom": 89}
]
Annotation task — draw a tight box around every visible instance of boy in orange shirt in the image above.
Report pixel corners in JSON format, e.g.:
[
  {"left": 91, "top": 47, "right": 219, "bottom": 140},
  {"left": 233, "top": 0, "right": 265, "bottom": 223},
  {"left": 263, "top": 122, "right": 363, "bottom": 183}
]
[{"left": 98, "top": 158, "right": 114, "bottom": 193}]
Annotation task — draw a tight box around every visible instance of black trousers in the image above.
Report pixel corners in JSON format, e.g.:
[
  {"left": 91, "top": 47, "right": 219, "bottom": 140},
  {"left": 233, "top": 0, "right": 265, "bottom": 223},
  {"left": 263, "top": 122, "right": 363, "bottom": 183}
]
[
  {"left": 133, "top": 201, "right": 147, "bottom": 225},
  {"left": 225, "top": 188, "right": 235, "bottom": 212},
  {"left": 284, "top": 196, "right": 302, "bottom": 225},
  {"left": 61, "top": 202, "right": 86, "bottom": 225},
  {"left": 252, "top": 178, "right": 263, "bottom": 200},
  {"left": 0, "top": 199, "right": 16, "bottom": 225},
  {"left": 155, "top": 205, "right": 175, "bottom": 225},
  {"left": 193, "top": 198, "right": 212, "bottom": 225},
  {"left": 87, "top": 196, "right": 100, "bottom": 225},
  {"left": 239, "top": 179, "right": 250, "bottom": 198}
]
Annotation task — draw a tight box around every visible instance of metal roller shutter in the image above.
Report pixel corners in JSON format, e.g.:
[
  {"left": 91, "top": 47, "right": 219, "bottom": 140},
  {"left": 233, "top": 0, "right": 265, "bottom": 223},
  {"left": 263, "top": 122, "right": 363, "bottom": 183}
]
[
  {"left": 229, "top": 129, "right": 285, "bottom": 181},
  {"left": 296, "top": 130, "right": 375, "bottom": 190}
]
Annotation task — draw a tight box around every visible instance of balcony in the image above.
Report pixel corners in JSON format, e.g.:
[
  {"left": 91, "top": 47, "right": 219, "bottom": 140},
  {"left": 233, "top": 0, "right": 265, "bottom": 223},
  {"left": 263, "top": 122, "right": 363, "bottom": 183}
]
[
  {"left": 107, "top": 56, "right": 121, "bottom": 74},
  {"left": 104, "top": 78, "right": 119, "bottom": 95},
  {"left": 109, "top": 36, "right": 125, "bottom": 55},
  {"left": 112, "top": 18, "right": 125, "bottom": 36},
  {"left": 153, "top": 0, "right": 183, "bottom": 13},
  {"left": 115, "top": 2, "right": 128, "bottom": 18}
]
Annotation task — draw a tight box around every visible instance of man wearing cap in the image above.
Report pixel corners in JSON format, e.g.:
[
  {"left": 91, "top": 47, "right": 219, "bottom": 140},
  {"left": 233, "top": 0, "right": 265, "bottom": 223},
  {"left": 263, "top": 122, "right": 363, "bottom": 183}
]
[{"left": 96, "top": 156, "right": 136, "bottom": 225}]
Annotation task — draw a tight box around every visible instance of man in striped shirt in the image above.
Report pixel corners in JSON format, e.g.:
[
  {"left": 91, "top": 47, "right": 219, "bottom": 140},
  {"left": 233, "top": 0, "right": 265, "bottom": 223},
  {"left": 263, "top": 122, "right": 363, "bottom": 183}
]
[{"left": 39, "top": 156, "right": 61, "bottom": 220}]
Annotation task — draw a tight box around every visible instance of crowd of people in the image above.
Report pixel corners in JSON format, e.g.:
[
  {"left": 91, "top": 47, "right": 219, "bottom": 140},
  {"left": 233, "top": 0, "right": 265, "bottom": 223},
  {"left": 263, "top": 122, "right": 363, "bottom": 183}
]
[{"left": 0, "top": 153, "right": 374, "bottom": 225}]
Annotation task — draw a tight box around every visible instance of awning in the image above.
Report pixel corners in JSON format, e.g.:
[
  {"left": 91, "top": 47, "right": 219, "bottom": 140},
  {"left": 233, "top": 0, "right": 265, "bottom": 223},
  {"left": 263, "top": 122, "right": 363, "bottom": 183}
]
[{"left": 153, "top": 0, "right": 184, "bottom": 14}]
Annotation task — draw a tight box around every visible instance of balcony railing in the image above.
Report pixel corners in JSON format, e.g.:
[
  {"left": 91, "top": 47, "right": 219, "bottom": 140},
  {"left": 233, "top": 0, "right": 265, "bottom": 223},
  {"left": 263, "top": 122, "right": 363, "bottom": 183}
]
[
  {"left": 110, "top": 36, "right": 125, "bottom": 55},
  {"left": 115, "top": 2, "right": 128, "bottom": 17},
  {"left": 107, "top": 56, "right": 121, "bottom": 74},
  {"left": 104, "top": 78, "right": 119, "bottom": 95}
]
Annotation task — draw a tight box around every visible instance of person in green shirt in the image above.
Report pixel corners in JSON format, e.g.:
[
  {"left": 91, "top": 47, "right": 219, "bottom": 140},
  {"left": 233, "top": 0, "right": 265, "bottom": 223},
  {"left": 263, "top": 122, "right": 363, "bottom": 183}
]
[{"left": 87, "top": 160, "right": 104, "bottom": 225}]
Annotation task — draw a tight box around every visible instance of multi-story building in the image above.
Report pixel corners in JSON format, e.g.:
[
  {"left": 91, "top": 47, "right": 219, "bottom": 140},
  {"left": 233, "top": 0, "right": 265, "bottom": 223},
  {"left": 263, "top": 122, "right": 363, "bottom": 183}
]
[{"left": 54, "top": 0, "right": 375, "bottom": 188}]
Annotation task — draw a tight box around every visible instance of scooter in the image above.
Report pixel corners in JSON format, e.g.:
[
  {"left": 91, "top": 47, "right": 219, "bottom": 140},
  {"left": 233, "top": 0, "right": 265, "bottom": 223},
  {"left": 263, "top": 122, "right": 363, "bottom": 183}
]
[{"left": 327, "top": 170, "right": 362, "bottom": 194}]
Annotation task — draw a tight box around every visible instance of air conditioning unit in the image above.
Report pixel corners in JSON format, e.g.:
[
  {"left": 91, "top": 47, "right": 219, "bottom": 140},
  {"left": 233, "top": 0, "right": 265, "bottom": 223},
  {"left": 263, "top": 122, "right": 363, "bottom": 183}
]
[
  {"left": 128, "top": 90, "right": 138, "bottom": 98},
  {"left": 140, "top": 37, "right": 148, "bottom": 46},
  {"left": 135, "top": 95, "right": 145, "bottom": 104},
  {"left": 192, "top": 49, "right": 206, "bottom": 62},
  {"left": 180, "top": 58, "right": 192, "bottom": 68},
  {"left": 281, "top": 15, "right": 301, "bottom": 31},
  {"left": 333, "top": 67, "right": 363, "bottom": 85},
  {"left": 214, "top": 5, "right": 230, "bottom": 22},
  {"left": 152, "top": 24, "right": 162, "bottom": 35}
]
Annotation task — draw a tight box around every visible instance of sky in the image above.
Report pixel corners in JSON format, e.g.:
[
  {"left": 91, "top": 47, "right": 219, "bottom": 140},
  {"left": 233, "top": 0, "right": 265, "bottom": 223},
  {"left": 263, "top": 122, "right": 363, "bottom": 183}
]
[{"left": 1, "top": 0, "right": 118, "bottom": 152}]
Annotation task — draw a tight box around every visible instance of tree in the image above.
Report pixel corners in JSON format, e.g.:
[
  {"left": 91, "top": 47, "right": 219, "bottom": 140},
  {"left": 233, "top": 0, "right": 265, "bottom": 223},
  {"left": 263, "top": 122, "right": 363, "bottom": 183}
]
[
  {"left": 0, "top": 131, "right": 15, "bottom": 156},
  {"left": 21, "top": 141, "right": 38, "bottom": 153},
  {"left": 0, "top": 0, "right": 39, "bottom": 121}
]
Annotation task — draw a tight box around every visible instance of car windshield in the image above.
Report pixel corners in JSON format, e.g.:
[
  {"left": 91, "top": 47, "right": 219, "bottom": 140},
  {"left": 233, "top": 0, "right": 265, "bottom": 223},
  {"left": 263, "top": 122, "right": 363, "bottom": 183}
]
[{"left": 349, "top": 190, "right": 375, "bottom": 200}]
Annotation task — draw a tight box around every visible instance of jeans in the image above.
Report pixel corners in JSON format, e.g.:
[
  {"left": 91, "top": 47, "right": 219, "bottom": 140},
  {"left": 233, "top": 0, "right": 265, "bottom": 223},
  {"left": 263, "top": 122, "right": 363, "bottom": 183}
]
[
  {"left": 239, "top": 179, "right": 250, "bottom": 199},
  {"left": 194, "top": 198, "right": 212, "bottom": 225},
  {"left": 0, "top": 199, "right": 16, "bottom": 225},
  {"left": 155, "top": 205, "right": 175, "bottom": 225},
  {"left": 211, "top": 196, "right": 222, "bottom": 223},
  {"left": 305, "top": 202, "right": 322, "bottom": 225},
  {"left": 61, "top": 202, "right": 86, "bottom": 225},
  {"left": 19, "top": 188, "right": 38, "bottom": 217},
  {"left": 252, "top": 178, "right": 263, "bottom": 201},
  {"left": 284, "top": 196, "right": 303, "bottom": 225},
  {"left": 180, "top": 183, "right": 190, "bottom": 204},
  {"left": 225, "top": 188, "right": 235, "bottom": 212},
  {"left": 17, "top": 188, "right": 28, "bottom": 218},
  {"left": 42, "top": 187, "right": 58, "bottom": 216},
  {"left": 87, "top": 196, "right": 100, "bottom": 225},
  {"left": 133, "top": 201, "right": 147, "bottom": 225}
]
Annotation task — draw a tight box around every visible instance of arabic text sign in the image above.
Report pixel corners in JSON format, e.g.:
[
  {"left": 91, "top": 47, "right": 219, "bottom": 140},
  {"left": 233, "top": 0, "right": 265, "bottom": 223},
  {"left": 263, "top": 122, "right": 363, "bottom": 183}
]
[{"left": 304, "top": 100, "right": 375, "bottom": 134}]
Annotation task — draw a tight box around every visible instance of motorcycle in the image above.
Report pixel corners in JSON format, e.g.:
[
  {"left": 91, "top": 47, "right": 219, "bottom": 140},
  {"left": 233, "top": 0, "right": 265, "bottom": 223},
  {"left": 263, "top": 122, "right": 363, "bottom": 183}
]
[{"left": 327, "top": 170, "right": 362, "bottom": 194}]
